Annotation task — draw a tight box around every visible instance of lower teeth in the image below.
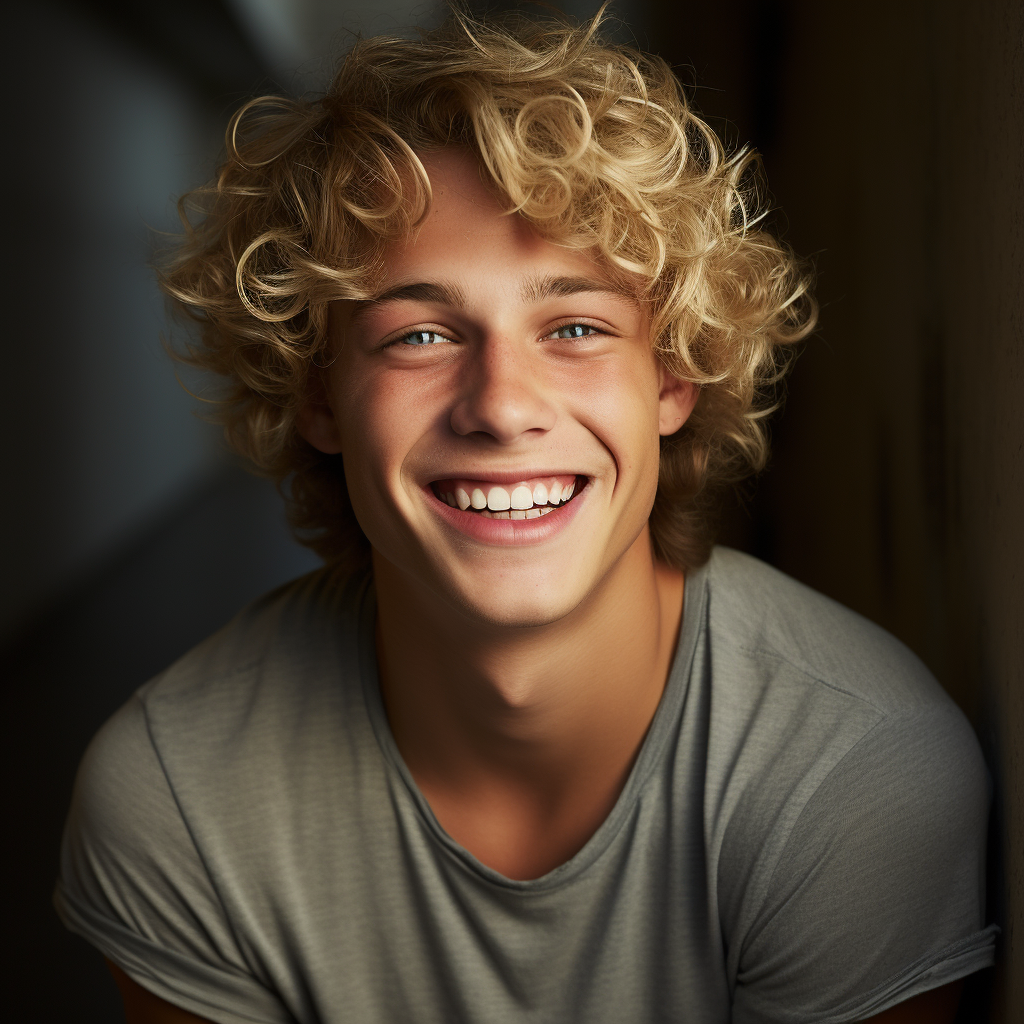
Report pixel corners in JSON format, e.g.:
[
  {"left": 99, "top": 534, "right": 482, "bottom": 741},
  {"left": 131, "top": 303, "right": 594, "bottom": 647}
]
[{"left": 478, "top": 505, "right": 558, "bottom": 520}]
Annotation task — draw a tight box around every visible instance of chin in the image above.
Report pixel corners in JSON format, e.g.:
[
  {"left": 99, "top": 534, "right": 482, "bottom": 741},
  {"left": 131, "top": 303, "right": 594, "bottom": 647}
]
[
  {"left": 441, "top": 576, "right": 589, "bottom": 632},
  {"left": 461, "top": 604, "right": 579, "bottom": 632}
]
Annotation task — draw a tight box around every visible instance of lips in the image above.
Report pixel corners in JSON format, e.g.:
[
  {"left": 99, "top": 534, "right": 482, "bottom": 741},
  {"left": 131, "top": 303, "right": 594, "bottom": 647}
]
[
  {"left": 425, "top": 473, "right": 588, "bottom": 544},
  {"left": 430, "top": 474, "right": 580, "bottom": 519}
]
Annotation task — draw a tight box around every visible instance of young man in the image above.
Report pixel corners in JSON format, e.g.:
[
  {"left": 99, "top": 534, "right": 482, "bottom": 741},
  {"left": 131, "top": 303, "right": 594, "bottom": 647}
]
[{"left": 55, "top": 10, "right": 995, "bottom": 1024}]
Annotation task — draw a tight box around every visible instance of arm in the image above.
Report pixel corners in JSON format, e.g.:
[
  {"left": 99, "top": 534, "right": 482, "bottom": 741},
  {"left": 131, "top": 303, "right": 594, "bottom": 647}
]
[
  {"left": 107, "top": 961, "right": 216, "bottom": 1024},
  {"left": 58, "top": 699, "right": 286, "bottom": 1024},
  {"left": 105, "top": 963, "right": 964, "bottom": 1024},
  {"left": 725, "top": 696, "right": 993, "bottom": 1022},
  {"left": 859, "top": 980, "right": 963, "bottom": 1024}
]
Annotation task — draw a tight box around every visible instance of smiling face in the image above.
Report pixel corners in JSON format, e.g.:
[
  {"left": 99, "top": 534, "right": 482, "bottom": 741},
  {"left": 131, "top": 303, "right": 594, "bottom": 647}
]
[{"left": 299, "top": 149, "right": 695, "bottom": 628}]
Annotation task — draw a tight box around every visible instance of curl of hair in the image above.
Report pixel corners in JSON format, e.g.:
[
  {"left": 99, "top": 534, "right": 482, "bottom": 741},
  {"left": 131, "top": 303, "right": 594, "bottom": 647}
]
[{"left": 159, "top": 5, "right": 815, "bottom": 571}]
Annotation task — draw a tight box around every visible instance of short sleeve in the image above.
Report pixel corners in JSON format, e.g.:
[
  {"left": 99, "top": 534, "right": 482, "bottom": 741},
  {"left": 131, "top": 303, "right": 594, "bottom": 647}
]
[
  {"left": 731, "top": 701, "right": 997, "bottom": 1024},
  {"left": 54, "top": 695, "right": 293, "bottom": 1024}
]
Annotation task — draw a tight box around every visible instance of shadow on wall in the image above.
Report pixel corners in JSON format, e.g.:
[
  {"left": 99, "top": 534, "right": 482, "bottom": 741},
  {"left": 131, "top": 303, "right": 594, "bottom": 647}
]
[{"left": 4, "top": 0, "right": 257, "bottom": 646}]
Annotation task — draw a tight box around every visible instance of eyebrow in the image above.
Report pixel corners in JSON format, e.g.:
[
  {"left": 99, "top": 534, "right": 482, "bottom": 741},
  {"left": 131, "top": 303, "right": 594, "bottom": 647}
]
[
  {"left": 519, "top": 274, "right": 634, "bottom": 304},
  {"left": 349, "top": 274, "right": 633, "bottom": 323},
  {"left": 349, "top": 281, "right": 468, "bottom": 323}
]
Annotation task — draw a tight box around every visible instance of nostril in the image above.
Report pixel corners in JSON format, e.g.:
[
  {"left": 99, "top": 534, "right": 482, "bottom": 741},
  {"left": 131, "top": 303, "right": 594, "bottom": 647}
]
[{"left": 448, "top": 373, "right": 558, "bottom": 442}]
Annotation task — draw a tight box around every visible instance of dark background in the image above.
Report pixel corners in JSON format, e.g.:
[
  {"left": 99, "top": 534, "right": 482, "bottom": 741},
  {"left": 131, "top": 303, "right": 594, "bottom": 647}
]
[{"left": 5, "top": 1, "right": 1021, "bottom": 1020}]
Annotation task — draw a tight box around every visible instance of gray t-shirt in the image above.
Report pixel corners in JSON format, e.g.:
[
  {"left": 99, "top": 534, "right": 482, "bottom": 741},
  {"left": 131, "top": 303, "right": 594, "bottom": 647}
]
[{"left": 55, "top": 548, "right": 996, "bottom": 1024}]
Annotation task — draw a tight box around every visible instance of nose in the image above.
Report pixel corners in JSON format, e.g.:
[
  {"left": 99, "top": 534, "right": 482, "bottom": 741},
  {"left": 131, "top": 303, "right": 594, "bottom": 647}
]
[{"left": 449, "top": 336, "right": 557, "bottom": 443}]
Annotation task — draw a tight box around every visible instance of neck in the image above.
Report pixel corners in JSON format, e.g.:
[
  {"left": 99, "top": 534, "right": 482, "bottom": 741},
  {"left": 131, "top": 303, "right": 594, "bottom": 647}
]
[{"left": 372, "top": 530, "right": 685, "bottom": 878}]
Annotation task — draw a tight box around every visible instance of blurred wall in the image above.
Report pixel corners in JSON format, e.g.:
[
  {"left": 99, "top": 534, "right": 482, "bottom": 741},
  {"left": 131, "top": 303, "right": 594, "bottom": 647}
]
[
  {"left": 225, "top": 0, "right": 446, "bottom": 89},
  {"left": 4, "top": 1, "right": 233, "bottom": 643}
]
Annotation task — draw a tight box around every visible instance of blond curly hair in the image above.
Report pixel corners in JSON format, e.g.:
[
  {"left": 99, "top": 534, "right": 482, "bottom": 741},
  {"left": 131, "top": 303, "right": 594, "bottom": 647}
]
[{"left": 160, "top": 6, "right": 815, "bottom": 571}]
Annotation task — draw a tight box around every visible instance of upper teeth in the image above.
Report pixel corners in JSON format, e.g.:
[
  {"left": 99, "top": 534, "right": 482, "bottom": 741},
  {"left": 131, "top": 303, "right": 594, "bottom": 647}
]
[{"left": 438, "top": 476, "right": 577, "bottom": 512}]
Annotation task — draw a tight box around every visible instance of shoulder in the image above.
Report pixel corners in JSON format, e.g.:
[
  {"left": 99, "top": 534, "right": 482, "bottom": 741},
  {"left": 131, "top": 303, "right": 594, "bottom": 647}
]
[
  {"left": 140, "top": 564, "right": 369, "bottom": 702},
  {"left": 64, "top": 564, "right": 379, "bottom": 876},
  {"left": 700, "top": 548, "right": 982, "bottom": 821},
  {"left": 129, "top": 562, "right": 380, "bottom": 821},
  {"left": 700, "top": 548, "right": 987, "bottom": 839},
  {"left": 63, "top": 561, "right": 372, "bottom": 846},
  {"left": 699, "top": 551, "right": 994, "bottom": 1020},
  {"left": 704, "top": 547, "right": 942, "bottom": 716},
  {"left": 59, "top": 692, "right": 181, "bottom": 882},
  {"left": 56, "top": 680, "right": 294, "bottom": 1022},
  {"left": 132, "top": 564, "right": 371, "bottom": 747},
  {"left": 55, "top": 564, "right": 382, "bottom": 1017}
]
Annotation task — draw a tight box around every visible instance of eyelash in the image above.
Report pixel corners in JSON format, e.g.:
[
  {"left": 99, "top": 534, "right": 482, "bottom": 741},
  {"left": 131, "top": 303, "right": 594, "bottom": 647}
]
[
  {"left": 547, "top": 323, "right": 599, "bottom": 340},
  {"left": 390, "top": 322, "right": 603, "bottom": 347},
  {"left": 397, "top": 330, "right": 449, "bottom": 346}
]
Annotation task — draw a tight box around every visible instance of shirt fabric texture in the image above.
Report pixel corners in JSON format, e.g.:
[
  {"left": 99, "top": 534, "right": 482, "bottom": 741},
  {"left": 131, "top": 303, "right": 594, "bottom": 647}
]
[{"left": 54, "top": 547, "right": 997, "bottom": 1023}]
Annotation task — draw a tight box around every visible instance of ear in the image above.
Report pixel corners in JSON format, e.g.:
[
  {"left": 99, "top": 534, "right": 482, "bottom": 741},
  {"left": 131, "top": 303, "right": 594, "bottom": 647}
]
[
  {"left": 295, "top": 399, "right": 344, "bottom": 454},
  {"left": 657, "top": 366, "right": 698, "bottom": 436}
]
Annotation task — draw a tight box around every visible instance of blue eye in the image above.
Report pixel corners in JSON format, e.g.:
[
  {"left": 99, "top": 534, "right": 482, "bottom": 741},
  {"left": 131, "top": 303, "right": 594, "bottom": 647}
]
[
  {"left": 399, "top": 330, "right": 449, "bottom": 346},
  {"left": 550, "top": 324, "right": 597, "bottom": 339}
]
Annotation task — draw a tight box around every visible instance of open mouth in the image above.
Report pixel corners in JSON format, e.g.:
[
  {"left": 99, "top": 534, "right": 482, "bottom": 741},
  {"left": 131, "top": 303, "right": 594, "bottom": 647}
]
[{"left": 430, "top": 474, "right": 585, "bottom": 520}]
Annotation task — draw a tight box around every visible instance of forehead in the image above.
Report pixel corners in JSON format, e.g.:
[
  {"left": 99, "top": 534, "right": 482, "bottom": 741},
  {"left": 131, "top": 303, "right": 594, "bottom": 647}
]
[{"left": 377, "top": 148, "right": 628, "bottom": 298}]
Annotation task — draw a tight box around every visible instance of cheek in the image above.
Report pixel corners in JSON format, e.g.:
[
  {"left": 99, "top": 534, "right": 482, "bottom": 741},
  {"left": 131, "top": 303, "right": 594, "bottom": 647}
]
[
  {"left": 346, "top": 379, "right": 407, "bottom": 461},
  {"left": 328, "top": 366, "right": 397, "bottom": 513},
  {"left": 568, "top": 358, "right": 663, "bottom": 474},
  {"left": 333, "top": 363, "right": 449, "bottom": 498},
  {"left": 333, "top": 380, "right": 416, "bottom": 552}
]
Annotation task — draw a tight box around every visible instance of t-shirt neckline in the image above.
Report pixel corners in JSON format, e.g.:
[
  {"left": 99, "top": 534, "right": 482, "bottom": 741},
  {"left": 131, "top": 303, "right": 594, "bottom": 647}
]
[{"left": 359, "top": 559, "right": 711, "bottom": 893}]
